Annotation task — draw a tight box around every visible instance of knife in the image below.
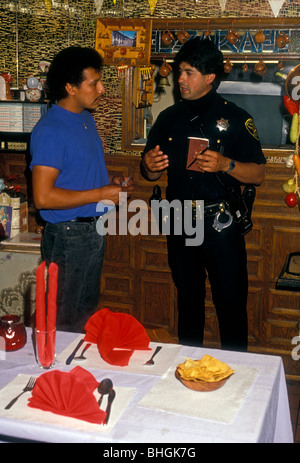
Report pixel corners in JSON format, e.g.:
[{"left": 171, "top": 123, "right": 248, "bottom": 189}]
[
  {"left": 65, "top": 339, "right": 84, "bottom": 365},
  {"left": 104, "top": 389, "right": 116, "bottom": 425}
]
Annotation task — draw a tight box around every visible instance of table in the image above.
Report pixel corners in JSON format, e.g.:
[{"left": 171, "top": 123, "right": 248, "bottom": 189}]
[{"left": 0, "top": 329, "right": 294, "bottom": 444}]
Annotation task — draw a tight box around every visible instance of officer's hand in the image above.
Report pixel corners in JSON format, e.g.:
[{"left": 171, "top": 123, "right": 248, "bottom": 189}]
[
  {"left": 143, "top": 145, "right": 169, "bottom": 172},
  {"left": 195, "top": 149, "right": 228, "bottom": 173}
]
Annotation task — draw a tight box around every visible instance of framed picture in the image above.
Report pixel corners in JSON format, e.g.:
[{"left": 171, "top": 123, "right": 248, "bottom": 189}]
[{"left": 95, "top": 18, "right": 152, "bottom": 66}]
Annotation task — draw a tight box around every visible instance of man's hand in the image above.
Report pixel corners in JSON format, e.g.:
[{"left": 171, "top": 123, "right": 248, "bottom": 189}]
[
  {"left": 140, "top": 145, "right": 169, "bottom": 181},
  {"left": 110, "top": 175, "right": 134, "bottom": 204}
]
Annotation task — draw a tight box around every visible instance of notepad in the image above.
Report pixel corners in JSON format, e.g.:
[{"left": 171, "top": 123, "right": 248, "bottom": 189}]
[{"left": 186, "top": 137, "right": 209, "bottom": 172}]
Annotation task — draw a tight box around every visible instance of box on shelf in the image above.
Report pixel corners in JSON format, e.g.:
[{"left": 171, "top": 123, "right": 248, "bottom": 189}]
[{"left": 0, "top": 198, "right": 28, "bottom": 240}]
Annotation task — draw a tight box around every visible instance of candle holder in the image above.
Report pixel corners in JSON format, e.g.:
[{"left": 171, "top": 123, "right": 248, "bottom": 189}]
[{"left": 0, "top": 315, "right": 27, "bottom": 351}]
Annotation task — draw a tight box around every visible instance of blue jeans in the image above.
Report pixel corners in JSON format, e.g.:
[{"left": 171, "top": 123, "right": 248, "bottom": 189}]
[{"left": 41, "top": 218, "right": 105, "bottom": 332}]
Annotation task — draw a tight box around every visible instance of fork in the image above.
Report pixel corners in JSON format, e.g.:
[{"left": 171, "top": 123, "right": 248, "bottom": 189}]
[
  {"left": 144, "top": 345, "right": 162, "bottom": 365},
  {"left": 5, "top": 376, "right": 36, "bottom": 410},
  {"left": 74, "top": 343, "right": 92, "bottom": 360}
]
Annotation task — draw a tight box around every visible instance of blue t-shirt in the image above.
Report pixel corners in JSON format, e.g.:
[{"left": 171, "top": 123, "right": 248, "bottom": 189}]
[{"left": 30, "top": 104, "right": 110, "bottom": 223}]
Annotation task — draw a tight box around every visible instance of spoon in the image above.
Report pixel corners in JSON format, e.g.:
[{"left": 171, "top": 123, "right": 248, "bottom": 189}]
[
  {"left": 98, "top": 378, "right": 113, "bottom": 407},
  {"left": 74, "top": 343, "right": 91, "bottom": 360}
]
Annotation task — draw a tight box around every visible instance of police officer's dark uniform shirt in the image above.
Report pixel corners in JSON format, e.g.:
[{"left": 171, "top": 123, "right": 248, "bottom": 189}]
[{"left": 144, "top": 89, "right": 266, "bottom": 203}]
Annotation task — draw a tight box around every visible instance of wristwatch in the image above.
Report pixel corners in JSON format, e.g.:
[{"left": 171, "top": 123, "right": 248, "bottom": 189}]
[{"left": 225, "top": 159, "right": 236, "bottom": 173}]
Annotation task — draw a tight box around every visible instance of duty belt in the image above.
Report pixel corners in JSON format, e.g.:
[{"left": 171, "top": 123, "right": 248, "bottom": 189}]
[
  {"left": 203, "top": 200, "right": 231, "bottom": 217},
  {"left": 192, "top": 200, "right": 233, "bottom": 232}
]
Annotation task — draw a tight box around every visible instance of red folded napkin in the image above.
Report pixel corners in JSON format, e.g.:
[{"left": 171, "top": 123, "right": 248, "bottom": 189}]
[
  {"left": 27, "top": 367, "right": 106, "bottom": 424},
  {"left": 84, "top": 308, "right": 151, "bottom": 366},
  {"left": 35, "top": 261, "right": 58, "bottom": 367}
]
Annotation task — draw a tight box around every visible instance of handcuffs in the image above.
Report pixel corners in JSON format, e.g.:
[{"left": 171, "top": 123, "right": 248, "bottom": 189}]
[{"left": 212, "top": 202, "right": 233, "bottom": 232}]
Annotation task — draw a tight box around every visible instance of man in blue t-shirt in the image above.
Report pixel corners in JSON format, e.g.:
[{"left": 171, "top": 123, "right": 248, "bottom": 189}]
[{"left": 30, "top": 46, "right": 133, "bottom": 332}]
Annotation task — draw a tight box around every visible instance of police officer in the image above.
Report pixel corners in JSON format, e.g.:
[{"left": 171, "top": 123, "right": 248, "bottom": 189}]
[{"left": 140, "top": 37, "right": 266, "bottom": 351}]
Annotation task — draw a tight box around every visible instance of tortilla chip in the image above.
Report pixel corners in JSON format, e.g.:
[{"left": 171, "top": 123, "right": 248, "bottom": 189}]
[{"left": 177, "top": 354, "right": 235, "bottom": 383}]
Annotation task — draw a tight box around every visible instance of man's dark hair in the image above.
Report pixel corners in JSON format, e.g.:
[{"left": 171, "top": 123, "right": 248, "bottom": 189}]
[
  {"left": 174, "top": 37, "right": 224, "bottom": 89},
  {"left": 46, "top": 46, "right": 104, "bottom": 102}
]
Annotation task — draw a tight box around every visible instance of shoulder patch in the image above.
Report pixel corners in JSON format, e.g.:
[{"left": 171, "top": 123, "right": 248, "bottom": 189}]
[{"left": 245, "top": 118, "right": 260, "bottom": 140}]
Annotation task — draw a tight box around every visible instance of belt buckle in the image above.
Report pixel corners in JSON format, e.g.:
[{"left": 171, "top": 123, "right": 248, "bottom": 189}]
[
  {"left": 212, "top": 202, "right": 233, "bottom": 232},
  {"left": 191, "top": 200, "right": 203, "bottom": 222}
]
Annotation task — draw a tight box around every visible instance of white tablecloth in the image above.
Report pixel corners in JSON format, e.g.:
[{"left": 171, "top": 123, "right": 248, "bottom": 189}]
[{"left": 0, "top": 329, "right": 294, "bottom": 443}]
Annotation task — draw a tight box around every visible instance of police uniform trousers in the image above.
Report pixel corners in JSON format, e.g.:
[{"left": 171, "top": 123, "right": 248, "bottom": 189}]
[{"left": 167, "top": 215, "right": 248, "bottom": 352}]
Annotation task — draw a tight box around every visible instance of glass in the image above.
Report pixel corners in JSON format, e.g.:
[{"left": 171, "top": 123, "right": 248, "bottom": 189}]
[
  {"left": 0, "top": 315, "right": 27, "bottom": 351},
  {"left": 35, "top": 328, "right": 56, "bottom": 369}
]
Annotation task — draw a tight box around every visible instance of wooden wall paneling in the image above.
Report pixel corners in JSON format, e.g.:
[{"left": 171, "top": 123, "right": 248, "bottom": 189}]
[
  {"left": 247, "top": 253, "right": 264, "bottom": 282},
  {"left": 265, "top": 318, "right": 299, "bottom": 350},
  {"left": 140, "top": 274, "right": 176, "bottom": 331},
  {"left": 269, "top": 289, "right": 300, "bottom": 318},
  {"left": 267, "top": 289, "right": 300, "bottom": 342},
  {"left": 247, "top": 286, "right": 265, "bottom": 346},
  {"left": 138, "top": 233, "right": 177, "bottom": 334},
  {"left": 139, "top": 241, "right": 170, "bottom": 273},
  {"left": 100, "top": 229, "right": 136, "bottom": 311},
  {"left": 202, "top": 286, "right": 221, "bottom": 348}
]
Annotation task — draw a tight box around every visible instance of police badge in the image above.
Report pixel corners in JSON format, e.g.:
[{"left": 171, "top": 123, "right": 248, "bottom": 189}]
[{"left": 216, "top": 118, "right": 230, "bottom": 131}]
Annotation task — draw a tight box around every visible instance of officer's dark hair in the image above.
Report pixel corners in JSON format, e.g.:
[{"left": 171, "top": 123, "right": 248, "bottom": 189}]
[
  {"left": 46, "top": 46, "right": 103, "bottom": 102},
  {"left": 173, "top": 37, "right": 224, "bottom": 89}
]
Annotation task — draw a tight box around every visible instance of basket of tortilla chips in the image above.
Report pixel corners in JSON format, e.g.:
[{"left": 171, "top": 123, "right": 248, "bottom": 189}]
[{"left": 175, "top": 355, "right": 235, "bottom": 392}]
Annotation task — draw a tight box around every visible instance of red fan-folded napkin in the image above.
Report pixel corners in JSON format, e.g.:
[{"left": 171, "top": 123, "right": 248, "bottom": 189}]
[
  {"left": 84, "top": 308, "right": 151, "bottom": 366},
  {"left": 27, "top": 367, "right": 106, "bottom": 424}
]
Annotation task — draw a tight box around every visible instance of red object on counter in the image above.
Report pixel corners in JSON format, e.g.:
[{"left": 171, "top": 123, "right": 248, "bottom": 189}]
[{"left": 284, "top": 95, "right": 299, "bottom": 115}]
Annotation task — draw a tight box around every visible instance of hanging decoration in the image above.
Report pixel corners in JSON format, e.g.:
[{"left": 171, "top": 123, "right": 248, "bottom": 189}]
[
  {"left": 268, "top": 0, "right": 285, "bottom": 18},
  {"left": 44, "top": 0, "right": 52, "bottom": 13},
  {"left": 218, "top": 0, "right": 228, "bottom": 13},
  {"left": 224, "top": 58, "right": 233, "bottom": 74},
  {"left": 280, "top": 65, "right": 300, "bottom": 210},
  {"left": 116, "top": 65, "right": 130, "bottom": 79},
  {"left": 94, "top": 0, "right": 105, "bottom": 15},
  {"left": 148, "top": 0, "right": 158, "bottom": 15}
]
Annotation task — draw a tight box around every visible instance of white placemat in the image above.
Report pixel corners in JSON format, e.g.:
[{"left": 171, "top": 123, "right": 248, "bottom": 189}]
[
  {"left": 0, "top": 374, "right": 135, "bottom": 434},
  {"left": 138, "top": 358, "right": 258, "bottom": 423},
  {"left": 57, "top": 337, "right": 182, "bottom": 376}
]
